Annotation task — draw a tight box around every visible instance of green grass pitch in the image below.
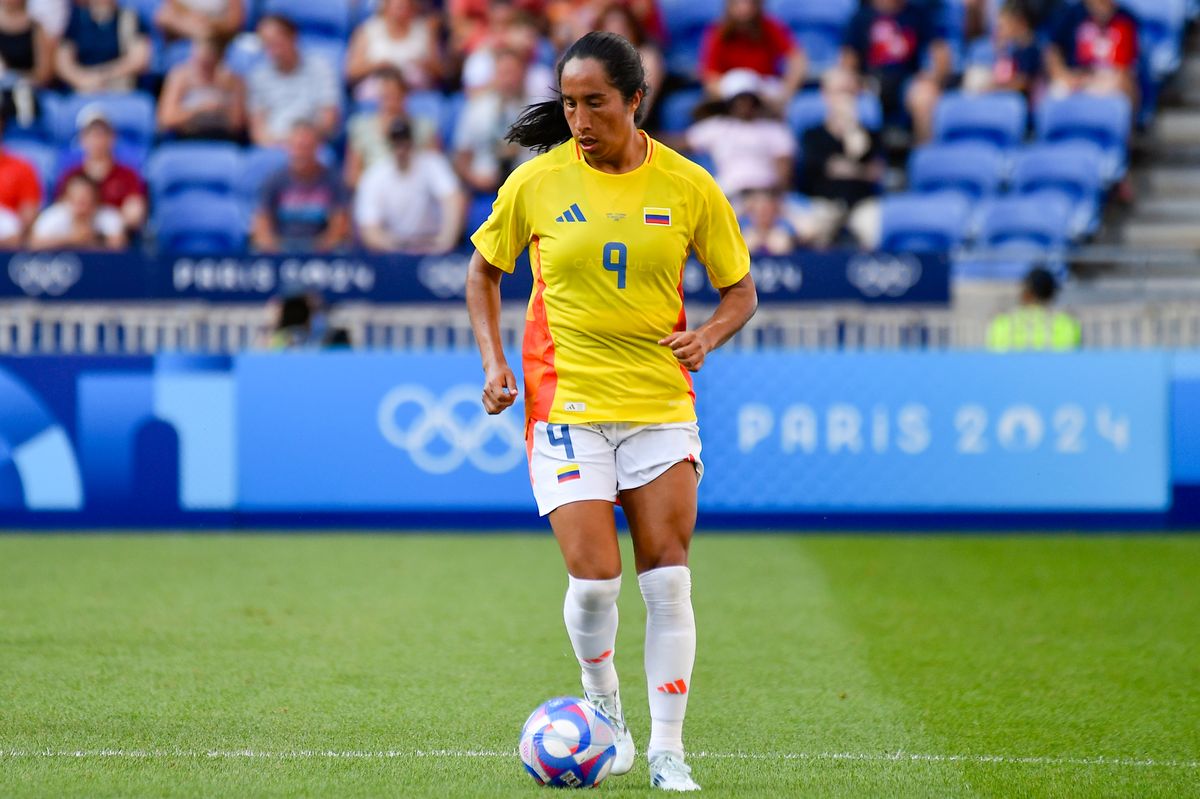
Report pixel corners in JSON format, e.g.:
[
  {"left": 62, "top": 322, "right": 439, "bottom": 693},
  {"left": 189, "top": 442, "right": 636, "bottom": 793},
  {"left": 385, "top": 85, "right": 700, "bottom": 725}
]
[{"left": 1, "top": 533, "right": 1198, "bottom": 798}]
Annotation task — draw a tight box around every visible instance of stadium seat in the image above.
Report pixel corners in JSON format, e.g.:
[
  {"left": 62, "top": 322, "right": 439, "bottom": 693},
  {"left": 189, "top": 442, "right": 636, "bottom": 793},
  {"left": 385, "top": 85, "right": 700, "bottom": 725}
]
[
  {"left": 125, "top": 0, "right": 160, "bottom": 27},
  {"left": 767, "top": 0, "right": 855, "bottom": 74},
  {"left": 3, "top": 139, "right": 59, "bottom": 201},
  {"left": 440, "top": 92, "right": 466, "bottom": 148},
  {"left": 236, "top": 147, "right": 289, "bottom": 226},
  {"left": 907, "top": 142, "right": 1005, "bottom": 202},
  {"left": 406, "top": 91, "right": 445, "bottom": 141},
  {"left": 156, "top": 192, "right": 246, "bottom": 253},
  {"left": 261, "top": 0, "right": 351, "bottom": 40},
  {"left": 47, "top": 92, "right": 157, "bottom": 155},
  {"left": 659, "top": 0, "right": 722, "bottom": 77},
  {"left": 932, "top": 92, "right": 1027, "bottom": 150},
  {"left": 300, "top": 36, "right": 348, "bottom": 75},
  {"left": 146, "top": 142, "right": 241, "bottom": 203},
  {"left": 786, "top": 91, "right": 883, "bottom": 136},
  {"left": 879, "top": 192, "right": 972, "bottom": 253},
  {"left": 1010, "top": 143, "right": 1106, "bottom": 239},
  {"left": 659, "top": 88, "right": 705, "bottom": 134},
  {"left": 978, "top": 194, "right": 1072, "bottom": 250},
  {"left": 467, "top": 192, "right": 497, "bottom": 236},
  {"left": 1035, "top": 94, "right": 1131, "bottom": 183},
  {"left": 1123, "top": 0, "right": 1186, "bottom": 79}
]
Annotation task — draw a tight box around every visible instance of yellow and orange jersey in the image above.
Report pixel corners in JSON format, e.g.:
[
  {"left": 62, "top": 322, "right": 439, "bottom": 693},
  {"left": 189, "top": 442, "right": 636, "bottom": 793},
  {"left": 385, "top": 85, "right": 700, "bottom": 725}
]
[{"left": 471, "top": 133, "right": 750, "bottom": 424}]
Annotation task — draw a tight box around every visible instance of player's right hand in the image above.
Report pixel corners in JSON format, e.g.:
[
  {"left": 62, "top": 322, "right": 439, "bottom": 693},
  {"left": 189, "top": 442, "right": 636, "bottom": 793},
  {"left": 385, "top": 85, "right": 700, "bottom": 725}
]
[{"left": 482, "top": 364, "right": 519, "bottom": 414}]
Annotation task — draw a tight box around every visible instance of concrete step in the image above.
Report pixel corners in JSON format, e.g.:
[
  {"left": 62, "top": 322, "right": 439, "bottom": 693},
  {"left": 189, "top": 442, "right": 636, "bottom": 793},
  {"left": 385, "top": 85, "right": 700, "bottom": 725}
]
[
  {"left": 1128, "top": 197, "right": 1200, "bottom": 220},
  {"left": 1119, "top": 220, "right": 1200, "bottom": 250},
  {"left": 1138, "top": 166, "right": 1200, "bottom": 197},
  {"left": 1151, "top": 110, "right": 1200, "bottom": 146}
]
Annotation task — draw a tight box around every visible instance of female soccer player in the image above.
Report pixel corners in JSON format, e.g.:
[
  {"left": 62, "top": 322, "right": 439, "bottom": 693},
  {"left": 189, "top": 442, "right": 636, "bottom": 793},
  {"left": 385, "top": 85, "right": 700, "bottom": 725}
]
[{"left": 466, "top": 31, "right": 757, "bottom": 792}]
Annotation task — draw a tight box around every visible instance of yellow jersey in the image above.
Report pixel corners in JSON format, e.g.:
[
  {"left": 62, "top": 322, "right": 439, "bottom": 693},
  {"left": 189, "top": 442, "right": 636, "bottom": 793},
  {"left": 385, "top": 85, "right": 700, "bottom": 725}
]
[{"left": 471, "top": 133, "right": 750, "bottom": 424}]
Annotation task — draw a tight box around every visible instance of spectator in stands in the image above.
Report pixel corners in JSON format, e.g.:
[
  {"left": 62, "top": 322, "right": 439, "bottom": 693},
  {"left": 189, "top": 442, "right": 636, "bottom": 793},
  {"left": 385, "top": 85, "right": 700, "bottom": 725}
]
[
  {"left": 56, "top": 105, "right": 147, "bottom": 235},
  {"left": 739, "top": 187, "right": 810, "bottom": 256},
  {"left": 0, "top": 116, "right": 41, "bottom": 235},
  {"left": 345, "top": 0, "right": 442, "bottom": 99},
  {"left": 248, "top": 14, "right": 340, "bottom": 146},
  {"left": 841, "top": 0, "right": 951, "bottom": 144},
  {"left": 548, "top": 0, "right": 666, "bottom": 55},
  {"left": 157, "top": 34, "right": 247, "bottom": 141},
  {"left": 344, "top": 66, "right": 436, "bottom": 188},
  {"left": 355, "top": 117, "right": 465, "bottom": 254},
  {"left": 0, "top": 0, "right": 55, "bottom": 128},
  {"left": 699, "top": 0, "right": 805, "bottom": 109},
  {"left": 460, "top": 3, "right": 554, "bottom": 101},
  {"left": 27, "top": 0, "right": 67, "bottom": 41},
  {"left": 56, "top": 0, "right": 151, "bottom": 93},
  {"left": 685, "top": 69, "right": 795, "bottom": 199},
  {"left": 155, "top": 0, "right": 244, "bottom": 42},
  {"left": 595, "top": 3, "right": 664, "bottom": 124},
  {"left": 987, "top": 266, "right": 1081, "bottom": 351},
  {"left": 0, "top": 205, "right": 19, "bottom": 247},
  {"left": 31, "top": 173, "right": 126, "bottom": 250},
  {"left": 963, "top": 1, "right": 1041, "bottom": 99},
  {"left": 1044, "top": 0, "right": 1138, "bottom": 105},
  {"left": 452, "top": 47, "right": 536, "bottom": 194},
  {"left": 252, "top": 122, "right": 350, "bottom": 254},
  {"left": 799, "top": 67, "right": 884, "bottom": 249}
]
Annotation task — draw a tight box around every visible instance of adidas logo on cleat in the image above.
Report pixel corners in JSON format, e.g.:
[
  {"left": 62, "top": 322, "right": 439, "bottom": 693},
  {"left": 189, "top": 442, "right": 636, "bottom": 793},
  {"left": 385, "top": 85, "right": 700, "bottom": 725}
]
[{"left": 555, "top": 203, "right": 588, "bottom": 223}]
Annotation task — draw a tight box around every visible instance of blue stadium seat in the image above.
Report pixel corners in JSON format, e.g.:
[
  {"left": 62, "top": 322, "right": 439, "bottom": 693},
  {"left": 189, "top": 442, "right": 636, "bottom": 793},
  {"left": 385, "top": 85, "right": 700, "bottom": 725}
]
[
  {"left": 125, "top": 0, "right": 160, "bottom": 27},
  {"left": 659, "top": 88, "right": 705, "bottom": 134},
  {"left": 48, "top": 92, "right": 157, "bottom": 156},
  {"left": 1035, "top": 94, "right": 1131, "bottom": 183},
  {"left": 932, "top": 92, "right": 1027, "bottom": 150},
  {"left": 767, "top": 0, "right": 855, "bottom": 74},
  {"left": 1123, "top": 0, "right": 1186, "bottom": 79},
  {"left": 1010, "top": 143, "right": 1106, "bottom": 239},
  {"left": 659, "top": 0, "right": 722, "bottom": 77},
  {"left": 467, "top": 192, "right": 497, "bottom": 236},
  {"left": 261, "top": 0, "right": 351, "bottom": 40},
  {"left": 156, "top": 192, "right": 246, "bottom": 253},
  {"left": 300, "top": 35, "right": 348, "bottom": 75},
  {"left": 146, "top": 142, "right": 241, "bottom": 203},
  {"left": 787, "top": 91, "right": 884, "bottom": 136},
  {"left": 407, "top": 91, "right": 445, "bottom": 141},
  {"left": 3, "top": 140, "right": 59, "bottom": 201},
  {"left": 879, "top": 192, "right": 972, "bottom": 253},
  {"left": 907, "top": 142, "right": 1005, "bottom": 202},
  {"left": 978, "top": 194, "right": 1072, "bottom": 250},
  {"left": 236, "top": 147, "right": 289, "bottom": 225},
  {"left": 440, "top": 92, "right": 466, "bottom": 148}
]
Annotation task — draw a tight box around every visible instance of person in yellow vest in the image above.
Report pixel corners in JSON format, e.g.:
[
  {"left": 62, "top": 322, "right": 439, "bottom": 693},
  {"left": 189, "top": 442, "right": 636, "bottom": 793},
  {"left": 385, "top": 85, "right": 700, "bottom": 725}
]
[{"left": 987, "top": 267, "right": 1081, "bottom": 351}]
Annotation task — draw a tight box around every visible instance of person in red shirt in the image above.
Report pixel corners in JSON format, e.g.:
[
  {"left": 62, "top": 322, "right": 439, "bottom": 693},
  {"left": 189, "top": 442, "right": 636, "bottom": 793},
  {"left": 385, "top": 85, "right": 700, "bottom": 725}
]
[
  {"left": 1046, "top": 0, "right": 1138, "bottom": 105},
  {"left": 0, "top": 116, "right": 43, "bottom": 238},
  {"left": 55, "top": 105, "right": 148, "bottom": 235},
  {"left": 699, "top": 0, "right": 806, "bottom": 109}
]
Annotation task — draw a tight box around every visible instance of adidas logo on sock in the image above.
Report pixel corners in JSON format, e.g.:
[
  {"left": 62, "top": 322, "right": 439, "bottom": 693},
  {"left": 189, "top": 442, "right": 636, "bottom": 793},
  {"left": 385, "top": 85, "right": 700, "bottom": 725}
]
[
  {"left": 582, "top": 649, "right": 613, "bottom": 664},
  {"left": 555, "top": 203, "right": 588, "bottom": 223},
  {"left": 655, "top": 679, "right": 688, "bottom": 695}
]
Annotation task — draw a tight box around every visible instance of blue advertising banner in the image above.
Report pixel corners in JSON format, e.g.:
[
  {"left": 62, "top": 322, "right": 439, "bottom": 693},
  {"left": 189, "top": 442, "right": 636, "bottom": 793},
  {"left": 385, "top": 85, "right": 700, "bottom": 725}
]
[
  {"left": 0, "top": 249, "right": 950, "bottom": 305},
  {"left": 694, "top": 352, "right": 1172, "bottom": 511},
  {"left": 1171, "top": 352, "right": 1200, "bottom": 485}
]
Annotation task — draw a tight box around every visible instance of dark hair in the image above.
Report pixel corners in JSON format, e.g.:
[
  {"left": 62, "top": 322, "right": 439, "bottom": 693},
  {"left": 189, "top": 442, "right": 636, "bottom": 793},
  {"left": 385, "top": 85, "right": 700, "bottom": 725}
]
[
  {"left": 718, "top": 0, "right": 764, "bottom": 42},
  {"left": 64, "top": 173, "right": 100, "bottom": 196},
  {"left": 505, "top": 31, "right": 649, "bottom": 154},
  {"left": 258, "top": 13, "right": 298, "bottom": 37},
  {"left": 278, "top": 295, "right": 312, "bottom": 330},
  {"left": 999, "top": 0, "right": 1034, "bottom": 26},
  {"left": 1024, "top": 267, "right": 1058, "bottom": 303},
  {"left": 373, "top": 64, "right": 408, "bottom": 90}
]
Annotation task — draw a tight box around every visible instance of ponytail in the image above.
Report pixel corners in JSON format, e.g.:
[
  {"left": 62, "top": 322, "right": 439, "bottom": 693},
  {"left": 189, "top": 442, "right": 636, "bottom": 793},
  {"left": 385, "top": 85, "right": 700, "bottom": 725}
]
[
  {"left": 506, "top": 97, "right": 573, "bottom": 153},
  {"left": 505, "top": 31, "right": 650, "bottom": 154}
]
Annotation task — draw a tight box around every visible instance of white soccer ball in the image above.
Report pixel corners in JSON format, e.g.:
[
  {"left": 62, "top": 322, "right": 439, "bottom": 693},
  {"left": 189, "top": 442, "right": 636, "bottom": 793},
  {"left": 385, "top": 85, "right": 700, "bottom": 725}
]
[{"left": 519, "top": 696, "right": 618, "bottom": 788}]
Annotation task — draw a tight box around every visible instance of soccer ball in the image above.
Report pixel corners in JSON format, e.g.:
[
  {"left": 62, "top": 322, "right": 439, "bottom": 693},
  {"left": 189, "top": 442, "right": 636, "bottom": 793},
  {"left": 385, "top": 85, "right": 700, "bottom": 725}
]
[{"left": 519, "top": 696, "right": 618, "bottom": 788}]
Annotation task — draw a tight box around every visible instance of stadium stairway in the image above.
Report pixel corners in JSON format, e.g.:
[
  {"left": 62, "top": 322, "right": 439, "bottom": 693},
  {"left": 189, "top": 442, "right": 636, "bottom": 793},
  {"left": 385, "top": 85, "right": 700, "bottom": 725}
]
[{"left": 1118, "top": 26, "right": 1200, "bottom": 250}]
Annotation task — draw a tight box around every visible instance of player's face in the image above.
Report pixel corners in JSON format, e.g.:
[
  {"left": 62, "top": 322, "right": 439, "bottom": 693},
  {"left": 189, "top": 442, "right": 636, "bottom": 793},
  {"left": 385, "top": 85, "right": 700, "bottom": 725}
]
[{"left": 560, "top": 57, "right": 641, "bottom": 160}]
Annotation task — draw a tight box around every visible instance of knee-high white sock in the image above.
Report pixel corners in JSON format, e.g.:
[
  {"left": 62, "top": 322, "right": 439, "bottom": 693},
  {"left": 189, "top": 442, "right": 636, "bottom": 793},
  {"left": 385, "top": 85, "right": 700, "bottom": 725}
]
[
  {"left": 563, "top": 575, "right": 621, "bottom": 696},
  {"left": 639, "top": 566, "right": 696, "bottom": 759}
]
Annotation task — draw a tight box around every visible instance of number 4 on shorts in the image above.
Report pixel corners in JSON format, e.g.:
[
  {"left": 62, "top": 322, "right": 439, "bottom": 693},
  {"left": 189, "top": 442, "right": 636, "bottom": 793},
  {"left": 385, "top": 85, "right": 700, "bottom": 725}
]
[{"left": 548, "top": 424, "right": 575, "bottom": 459}]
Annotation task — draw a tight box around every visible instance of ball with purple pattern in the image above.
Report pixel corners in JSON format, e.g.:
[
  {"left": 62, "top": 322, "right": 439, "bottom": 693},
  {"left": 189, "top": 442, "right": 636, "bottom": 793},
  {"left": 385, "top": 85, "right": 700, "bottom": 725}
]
[{"left": 519, "top": 696, "right": 617, "bottom": 788}]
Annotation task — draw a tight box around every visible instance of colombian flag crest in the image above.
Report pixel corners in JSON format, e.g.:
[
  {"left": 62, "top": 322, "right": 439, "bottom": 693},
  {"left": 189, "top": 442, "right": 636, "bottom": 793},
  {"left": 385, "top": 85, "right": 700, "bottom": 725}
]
[
  {"left": 644, "top": 207, "right": 671, "bottom": 226},
  {"left": 557, "top": 464, "right": 582, "bottom": 483}
]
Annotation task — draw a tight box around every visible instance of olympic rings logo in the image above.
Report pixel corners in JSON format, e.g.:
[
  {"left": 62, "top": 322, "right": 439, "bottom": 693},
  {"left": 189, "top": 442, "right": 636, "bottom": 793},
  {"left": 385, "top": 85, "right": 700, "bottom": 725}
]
[
  {"left": 846, "top": 254, "right": 923, "bottom": 298},
  {"left": 377, "top": 385, "right": 525, "bottom": 475}
]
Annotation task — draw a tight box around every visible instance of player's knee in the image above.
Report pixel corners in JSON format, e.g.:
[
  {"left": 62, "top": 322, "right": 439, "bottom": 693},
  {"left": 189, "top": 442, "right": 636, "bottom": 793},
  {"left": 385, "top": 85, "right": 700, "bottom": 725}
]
[
  {"left": 566, "top": 573, "right": 622, "bottom": 610},
  {"left": 638, "top": 564, "right": 692, "bottom": 607}
]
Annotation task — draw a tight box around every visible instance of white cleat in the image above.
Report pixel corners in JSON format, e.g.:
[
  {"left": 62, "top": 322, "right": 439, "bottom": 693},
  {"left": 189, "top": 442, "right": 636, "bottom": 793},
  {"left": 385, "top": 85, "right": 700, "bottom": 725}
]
[
  {"left": 585, "top": 689, "right": 635, "bottom": 776},
  {"left": 649, "top": 752, "right": 701, "bottom": 792}
]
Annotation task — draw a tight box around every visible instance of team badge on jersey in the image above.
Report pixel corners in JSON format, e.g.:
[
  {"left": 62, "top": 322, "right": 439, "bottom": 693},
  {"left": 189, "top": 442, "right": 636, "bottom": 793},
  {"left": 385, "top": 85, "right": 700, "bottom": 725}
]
[{"left": 644, "top": 207, "right": 672, "bottom": 226}]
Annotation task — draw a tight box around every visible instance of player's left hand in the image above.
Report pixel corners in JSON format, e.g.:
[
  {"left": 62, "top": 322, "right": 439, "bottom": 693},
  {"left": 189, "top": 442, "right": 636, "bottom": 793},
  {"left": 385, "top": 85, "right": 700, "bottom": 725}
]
[{"left": 659, "top": 331, "right": 710, "bottom": 372}]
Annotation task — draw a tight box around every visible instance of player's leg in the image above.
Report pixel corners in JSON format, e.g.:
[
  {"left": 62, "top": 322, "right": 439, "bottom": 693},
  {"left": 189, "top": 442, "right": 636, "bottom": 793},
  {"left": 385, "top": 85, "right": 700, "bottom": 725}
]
[{"left": 617, "top": 425, "right": 703, "bottom": 791}]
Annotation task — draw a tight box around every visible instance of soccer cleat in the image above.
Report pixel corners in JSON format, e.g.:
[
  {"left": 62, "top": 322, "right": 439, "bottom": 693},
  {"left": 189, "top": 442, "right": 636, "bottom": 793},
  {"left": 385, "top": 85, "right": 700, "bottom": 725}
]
[
  {"left": 584, "top": 689, "right": 635, "bottom": 776},
  {"left": 649, "top": 752, "right": 701, "bottom": 792}
]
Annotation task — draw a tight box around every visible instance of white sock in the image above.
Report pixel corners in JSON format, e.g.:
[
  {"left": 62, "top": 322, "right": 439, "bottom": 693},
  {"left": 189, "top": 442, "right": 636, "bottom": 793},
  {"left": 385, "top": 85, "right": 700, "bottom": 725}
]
[
  {"left": 563, "top": 574, "right": 621, "bottom": 696},
  {"left": 639, "top": 566, "right": 695, "bottom": 759}
]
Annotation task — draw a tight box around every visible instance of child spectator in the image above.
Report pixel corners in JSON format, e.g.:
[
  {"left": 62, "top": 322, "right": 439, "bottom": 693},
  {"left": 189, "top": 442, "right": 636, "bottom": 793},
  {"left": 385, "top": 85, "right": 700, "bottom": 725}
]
[
  {"left": 252, "top": 122, "right": 350, "bottom": 254},
  {"left": 964, "top": 1, "right": 1041, "bottom": 98},
  {"left": 355, "top": 117, "right": 465, "bottom": 254},
  {"left": 31, "top": 172, "right": 126, "bottom": 250},
  {"left": 155, "top": 0, "right": 244, "bottom": 42},
  {"left": 248, "top": 14, "right": 340, "bottom": 146},
  {"left": 55, "top": 0, "right": 151, "bottom": 93},
  {"left": 685, "top": 69, "right": 795, "bottom": 198},
  {"left": 0, "top": 116, "right": 41, "bottom": 234},
  {"left": 739, "top": 187, "right": 810, "bottom": 256},
  {"left": 700, "top": 0, "right": 805, "bottom": 108},
  {"left": 1045, "top": 0, "right": 1138, "bottom": 105},
  {"left": 841, "top": 0, "right": 950, "bottom": 143},
  {"left": 56, "top": 105, "right": 147, "bottom": 235},
  {"left": 157, "top": 34, "right": 247, "bottom": 141},
  {"left": 344, "top": 66, "right": 436, "bottom": 188},
  {"left": 345, "top": 0, "right": 442, "bottom": 99},
  {"left": 799, "top": 67, "right": 884, "bottom": 249},
  {"left": 452, "top": 47, "right": 536, "bottom": 194},
  {"left": 0, "top": 0, "right": 55, "bottom": 127}
]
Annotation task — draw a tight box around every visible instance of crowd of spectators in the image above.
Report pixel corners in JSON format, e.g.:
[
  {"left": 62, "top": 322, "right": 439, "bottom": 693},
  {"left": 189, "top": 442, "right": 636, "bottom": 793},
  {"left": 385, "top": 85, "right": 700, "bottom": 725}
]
[{"left": 0, "top": 0, "right": 1173, "bottom": 256}]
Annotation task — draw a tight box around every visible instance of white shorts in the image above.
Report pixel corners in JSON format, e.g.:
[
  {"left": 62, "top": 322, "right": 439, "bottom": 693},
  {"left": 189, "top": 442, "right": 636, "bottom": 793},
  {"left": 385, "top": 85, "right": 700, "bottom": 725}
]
[{"left": 526, "top": 421, "right": 704, "bottom": 517}]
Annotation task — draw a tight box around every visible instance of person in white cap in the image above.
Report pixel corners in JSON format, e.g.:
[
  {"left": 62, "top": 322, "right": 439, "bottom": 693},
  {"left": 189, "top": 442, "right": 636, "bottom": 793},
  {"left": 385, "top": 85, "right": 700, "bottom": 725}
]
[
  {"left": 684, "top": 68, "right": 795, "bottom": 199},
  {"left": 55, "top": 105, "right": 147, "bottom": 235}
]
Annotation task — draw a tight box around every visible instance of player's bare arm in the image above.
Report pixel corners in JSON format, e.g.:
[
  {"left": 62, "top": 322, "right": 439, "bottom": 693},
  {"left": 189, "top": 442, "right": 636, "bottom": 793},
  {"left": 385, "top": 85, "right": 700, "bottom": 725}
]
[
  {"left": 466, "top": 249, "right": 518, "bottom": 415},
  {"left": 660, "top": 273, "right": 758, "bottom": 372}
]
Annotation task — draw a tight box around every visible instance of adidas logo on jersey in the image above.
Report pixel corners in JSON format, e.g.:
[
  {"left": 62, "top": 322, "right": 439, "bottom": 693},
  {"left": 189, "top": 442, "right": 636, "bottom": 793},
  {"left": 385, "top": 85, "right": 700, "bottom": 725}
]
[{"left": 555, "top": 203, "right": 588, "bottom": 223}]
